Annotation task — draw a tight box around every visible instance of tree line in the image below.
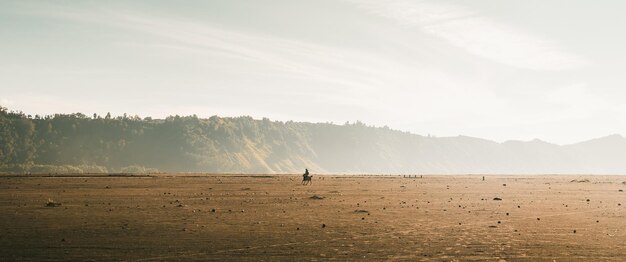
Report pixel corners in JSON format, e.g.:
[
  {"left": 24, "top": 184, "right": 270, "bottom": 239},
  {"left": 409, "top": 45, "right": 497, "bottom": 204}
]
[
  {"left": 1, "top": 106, "right": 405, "bottom": 174},
  {"left": 6, "top": 106, "right": 611, "bottom": 175}
]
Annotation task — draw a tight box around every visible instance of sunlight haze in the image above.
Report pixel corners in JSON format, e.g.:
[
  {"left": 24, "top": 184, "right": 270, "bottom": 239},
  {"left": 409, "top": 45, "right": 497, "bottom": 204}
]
[{"left": 2, "top": 0, "right": 625, "bottom": 144}]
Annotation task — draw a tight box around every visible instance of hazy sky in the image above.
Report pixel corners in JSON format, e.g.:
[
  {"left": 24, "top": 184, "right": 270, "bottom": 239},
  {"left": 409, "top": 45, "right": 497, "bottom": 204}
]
[{"left": 2, "top": 0, "right": 626, "bottom": 144}]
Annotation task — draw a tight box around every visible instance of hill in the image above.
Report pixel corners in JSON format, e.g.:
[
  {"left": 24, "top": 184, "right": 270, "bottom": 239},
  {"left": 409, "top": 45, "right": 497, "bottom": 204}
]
[{"left": 1, "top": 106, "right": 624, "bottom": 174}]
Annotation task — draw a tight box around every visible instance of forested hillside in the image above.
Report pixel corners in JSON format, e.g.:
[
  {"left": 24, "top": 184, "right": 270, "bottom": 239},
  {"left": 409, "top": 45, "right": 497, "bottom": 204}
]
[{"left": 1, "top": 106, "right": 626, "bottom": 174}]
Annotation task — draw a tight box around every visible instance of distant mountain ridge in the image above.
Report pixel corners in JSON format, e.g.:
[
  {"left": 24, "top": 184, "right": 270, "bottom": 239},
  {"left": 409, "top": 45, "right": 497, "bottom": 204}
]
[{"left": 1, "top": 107, "right": 625, "bottom": 174}]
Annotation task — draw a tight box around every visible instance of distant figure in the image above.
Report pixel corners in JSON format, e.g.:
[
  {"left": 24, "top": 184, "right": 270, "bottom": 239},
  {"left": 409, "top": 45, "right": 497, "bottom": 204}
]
[
  {"left": 482, "top": 176, "right": 485, "bottom": 181},
  {"left": 302, "top": 169, "right": 312, "bottom": 185}
]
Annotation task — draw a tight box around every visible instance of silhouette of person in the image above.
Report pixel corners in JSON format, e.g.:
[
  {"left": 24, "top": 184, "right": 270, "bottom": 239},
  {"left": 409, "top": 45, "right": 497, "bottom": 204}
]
[{"left": 304, "top": 168, "right": 309, "bottom": 177}]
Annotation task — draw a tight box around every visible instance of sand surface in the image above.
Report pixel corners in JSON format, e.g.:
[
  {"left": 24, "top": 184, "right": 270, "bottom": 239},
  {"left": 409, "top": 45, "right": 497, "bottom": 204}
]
[{"left": 1, "top": 174, "right": 625, "bottom": 261}]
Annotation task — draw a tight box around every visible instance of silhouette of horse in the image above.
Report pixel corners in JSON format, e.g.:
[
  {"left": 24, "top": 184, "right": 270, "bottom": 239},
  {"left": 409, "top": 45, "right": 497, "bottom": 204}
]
[{"left": 302, "top": 175, "right": 313, "bottom": 185}]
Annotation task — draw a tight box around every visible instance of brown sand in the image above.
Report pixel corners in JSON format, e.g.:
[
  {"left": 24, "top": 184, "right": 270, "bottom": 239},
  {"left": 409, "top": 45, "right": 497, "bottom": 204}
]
[{"left": 0, "top": 174, "right": 625, "bottom": 261}]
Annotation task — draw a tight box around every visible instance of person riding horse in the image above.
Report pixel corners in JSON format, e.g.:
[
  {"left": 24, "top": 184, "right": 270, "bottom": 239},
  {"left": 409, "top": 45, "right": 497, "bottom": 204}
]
[{"left": 302, "top": 169, "right": 312, "bottom": 185}]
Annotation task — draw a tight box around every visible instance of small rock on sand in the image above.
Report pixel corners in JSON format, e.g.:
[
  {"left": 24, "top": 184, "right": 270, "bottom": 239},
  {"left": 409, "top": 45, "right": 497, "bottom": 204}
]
[
  {"left": 493, "top": 197, "right": 502, "bottom": 201},
  {"left": 46, "top": 199, "right": 61, "bottom": 207},
  {"left": 310, "top": 195, "right": 325, "bottom": 200}
]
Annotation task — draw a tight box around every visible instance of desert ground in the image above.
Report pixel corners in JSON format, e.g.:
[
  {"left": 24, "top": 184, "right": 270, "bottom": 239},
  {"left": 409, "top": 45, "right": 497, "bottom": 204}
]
[{"left": 1, "top": 174, "right": 625, "bottom": 261}]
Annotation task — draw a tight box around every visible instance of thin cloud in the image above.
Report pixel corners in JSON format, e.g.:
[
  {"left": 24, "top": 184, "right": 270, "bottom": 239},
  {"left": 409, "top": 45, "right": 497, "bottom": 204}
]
[
  {"left": 15, "top": 4, "right": 390, "bottom": 100},
  {"left": 349, "top": 0, "right": 587, "bottom": 71},
  {"left": 3, "top": 1, "right": 615, "bottom": 145}
]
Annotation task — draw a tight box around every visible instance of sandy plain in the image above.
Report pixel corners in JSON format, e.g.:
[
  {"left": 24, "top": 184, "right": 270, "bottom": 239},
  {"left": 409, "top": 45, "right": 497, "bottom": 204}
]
[{"left": 1, "top": 174, "right": 625, "bottom": 261}]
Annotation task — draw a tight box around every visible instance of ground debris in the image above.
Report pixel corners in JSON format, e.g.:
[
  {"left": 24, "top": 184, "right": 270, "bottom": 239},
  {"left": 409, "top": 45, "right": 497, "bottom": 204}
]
[{"left": 46, "top": 198, "right": 61, "bottom": 207}]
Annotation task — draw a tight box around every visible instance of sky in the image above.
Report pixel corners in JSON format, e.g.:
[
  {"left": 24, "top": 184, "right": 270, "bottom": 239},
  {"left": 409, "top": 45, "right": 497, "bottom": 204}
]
[{"left": 1, "top": 0, "right": 626, "bottom": 145}]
